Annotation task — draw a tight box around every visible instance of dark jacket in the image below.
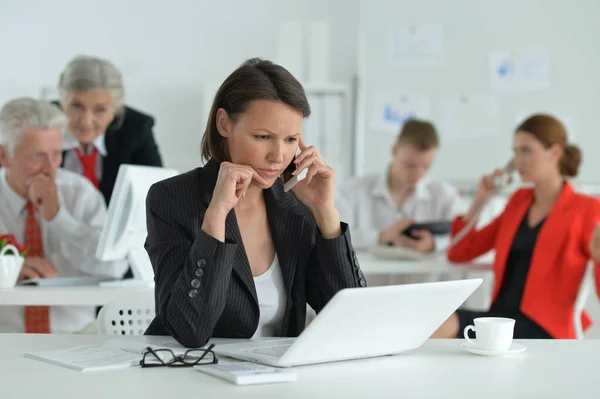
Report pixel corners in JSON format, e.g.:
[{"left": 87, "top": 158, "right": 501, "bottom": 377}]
[
  {"left": 59, "top": 104, "right": 163, "bottom": 204},
  {"left": 143, "top": 160, "right": 366, "bottom": 348}
]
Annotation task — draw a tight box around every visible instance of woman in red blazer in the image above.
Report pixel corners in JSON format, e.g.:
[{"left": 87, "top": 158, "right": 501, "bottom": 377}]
[{"left": 433, "top": 114, "right": 600, "bottom": 339}]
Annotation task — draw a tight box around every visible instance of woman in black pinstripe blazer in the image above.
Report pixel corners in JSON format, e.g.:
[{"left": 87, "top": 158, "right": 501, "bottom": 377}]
[{"left": 144, "top": 58, "right": 365, "bottom": 348}]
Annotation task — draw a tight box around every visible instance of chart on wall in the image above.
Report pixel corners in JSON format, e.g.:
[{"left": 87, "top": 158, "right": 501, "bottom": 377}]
[
  {"left": 489, "top": 49, "right": 551, "bottom": 92},
  {"left": 388, "top": 24, "right": 445, "bottom": 66},
  {"left": 369, "top": 92, "right": 430, "bottom": 135},
  {"left": 439, "top": 94, "right": 504, "bottom": 141}
]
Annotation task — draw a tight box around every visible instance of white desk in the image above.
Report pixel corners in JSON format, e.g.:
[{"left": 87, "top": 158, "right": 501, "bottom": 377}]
[
  {"left": 0, "top": 256, "right": 490, "bottom": 307},
  {"left": 357, "top": 252, "right": 495, "bottom": 311},
  {"left": 1, "top": 334, "right": 596, "bottom": 398},
  {"left": 0, "top": 286, "right": 154, "bottom": 306},
  {"left": 357, "top": 252, "right": 494, "bottom": 276}
]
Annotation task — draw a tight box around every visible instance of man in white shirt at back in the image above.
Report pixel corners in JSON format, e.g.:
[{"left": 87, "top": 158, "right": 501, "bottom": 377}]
[
  {"left": 0, "top": 97, "right": 127, "bottom": 333},
  {"left": 337, "top": 119, "right": 465, "bottom": 263}
]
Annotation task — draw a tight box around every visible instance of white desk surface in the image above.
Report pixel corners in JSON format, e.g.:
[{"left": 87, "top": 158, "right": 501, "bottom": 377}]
[
  {"left": 1, "top": 334, "right": 595, "bottom": 399},
  {"left": 0, "top": 255, "right": 491, "bottom": 306},
  {"left": 0, "top": 255, "right": 492, "bottom": 306},
  {"left": 0, "top": 285, "right": 154, "bottom": 306},
  {"left": 356, "top": 251, "right": 493, "bottom": 275}
]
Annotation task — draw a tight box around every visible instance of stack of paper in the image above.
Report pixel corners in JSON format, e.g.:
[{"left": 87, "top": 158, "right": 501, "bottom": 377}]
[
  {"left": 23, "top": 337, "right": 196, "bottom": 372},
  {"left": 24, "top": 345, "right": 140, "bottom": 372}
]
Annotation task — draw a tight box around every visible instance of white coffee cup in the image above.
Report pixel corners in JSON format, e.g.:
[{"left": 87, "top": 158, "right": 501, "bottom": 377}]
[{"left": 463, "top": 317, "right": 515, "bottom": 352}]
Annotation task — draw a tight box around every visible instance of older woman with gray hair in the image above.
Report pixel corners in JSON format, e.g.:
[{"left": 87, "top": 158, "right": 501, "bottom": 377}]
[{"left": 57, "top": 55, "right": 163, "bottom": 205}]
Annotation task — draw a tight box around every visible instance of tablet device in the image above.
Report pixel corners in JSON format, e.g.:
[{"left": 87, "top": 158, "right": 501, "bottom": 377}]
[{"left": 402, "top": 221, "right": 452, "bottom": 239}]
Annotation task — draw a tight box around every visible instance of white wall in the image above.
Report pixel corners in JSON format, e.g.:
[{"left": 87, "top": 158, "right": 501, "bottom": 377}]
[
  {"left": 2, "top": 0, "right": 599, "bottom": 338},
  {"left": 358, "top": 0, "right": 600, "bottom": 184},
  {"left": 0, "top": 0, "right": 358, "bottom": 173}
]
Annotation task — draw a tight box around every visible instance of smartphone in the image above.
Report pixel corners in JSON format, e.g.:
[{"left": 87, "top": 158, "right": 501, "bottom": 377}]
[{"left": 282, "top": 155, "right": 300, "bottom": 192}]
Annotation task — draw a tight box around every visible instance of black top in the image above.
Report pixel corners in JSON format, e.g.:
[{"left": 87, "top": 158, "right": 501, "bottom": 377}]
[
  {"left": 143, "top": 160, "right": 365, "bottom": 348},
  {"left": 57, "top": 103, "right": 163, "bottom": 205},
  {"left": 493, "top": 212, "right": 546, "bottom": 311}
]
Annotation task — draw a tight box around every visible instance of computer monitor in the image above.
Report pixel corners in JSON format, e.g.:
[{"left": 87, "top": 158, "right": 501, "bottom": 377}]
[{"left": 96, "top": 164, "right": 179, "bottom": 286}]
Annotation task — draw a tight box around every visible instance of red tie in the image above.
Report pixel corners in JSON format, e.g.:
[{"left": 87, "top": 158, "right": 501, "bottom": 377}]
[
  {"left": 24, "top": 203, "right": 50, "bottom": 334},
  {"left": 74, "top": 147, "right": 99, "bottom": 188}
]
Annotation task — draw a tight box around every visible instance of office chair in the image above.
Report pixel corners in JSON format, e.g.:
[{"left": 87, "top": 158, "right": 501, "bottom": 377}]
[
  {"left": 96, "top": 302, "right": 155, "bottom": 335},
  {"left": 574, "top": 260, "right": 596, "bottom": 340}
]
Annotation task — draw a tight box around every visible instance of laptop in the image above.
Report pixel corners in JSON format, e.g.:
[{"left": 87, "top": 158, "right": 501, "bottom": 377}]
[{"left": 214, "top": 278, "right": 482, "bottom": 367}]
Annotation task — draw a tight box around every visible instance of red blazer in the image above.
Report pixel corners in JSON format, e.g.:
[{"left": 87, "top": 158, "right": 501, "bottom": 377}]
[{"left": 447, "top": 182, "right": 600, "bottom": 339}]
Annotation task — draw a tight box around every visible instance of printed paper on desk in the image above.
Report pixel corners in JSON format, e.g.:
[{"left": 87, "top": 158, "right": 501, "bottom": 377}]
[
  {"left": 388, "top": 24, "right": 445, "bottom": 66},
  {"left": 24, "top": 345, "right": 140, "bottom": 372},
  {"left": 104, "top": 336, "right": 200, "bottom": 355},
  {"left": 369, "top": 92, "right": 430, "bottom": 134},
  {"left": 489, "top": 49, "right": 551, "bottom": 92},
  {"left": 23, "top": 336, "right": 201, "bottom": 372}
]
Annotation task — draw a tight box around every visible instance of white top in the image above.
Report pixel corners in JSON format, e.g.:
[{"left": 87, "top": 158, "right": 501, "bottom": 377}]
[
  {"left": 336, "top": 169, "right": 467, "bottom": 251},
  {"left": 252, "top": 254, "right": 287, "bottom": 338},
  {"left": 62, "top": 131, "right": 106, "bottom": 181},
  {"left": 0, "top": 168, "right": 128, "bottom": 333},
  {"left": 1, "top": 334, "right": 598, "bottom": 398}
]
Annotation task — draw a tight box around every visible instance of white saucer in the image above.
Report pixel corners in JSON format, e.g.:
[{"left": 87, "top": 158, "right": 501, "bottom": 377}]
[{"left": 460, "top": 342, "right": 527, "bottom": 357}]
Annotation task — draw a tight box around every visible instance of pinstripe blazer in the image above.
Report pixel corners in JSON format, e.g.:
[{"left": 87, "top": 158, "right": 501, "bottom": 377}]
[{"left": 143, "top": 160, "right": 366, "bottom": 348}]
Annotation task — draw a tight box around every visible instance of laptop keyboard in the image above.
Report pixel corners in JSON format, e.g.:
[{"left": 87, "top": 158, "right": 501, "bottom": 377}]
[{"left": 249, "top": 345, "right": 292, "bottom": 357}]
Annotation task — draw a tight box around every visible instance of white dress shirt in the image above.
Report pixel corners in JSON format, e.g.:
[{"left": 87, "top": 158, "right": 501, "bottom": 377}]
[
  {"left": 336, "top": 168, "right": 467, "bottom": 251},
  {"left": 252, "top": 254, "right": 287, "bottom": 338},
  {"left": 62, "top": 131, "right": 106, "bottom": 180},
  {"left": 0, "top": 168, "right": 127, "bottom": 333}
]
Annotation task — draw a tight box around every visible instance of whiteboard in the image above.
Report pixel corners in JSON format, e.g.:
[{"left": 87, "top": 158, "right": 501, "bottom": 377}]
[{"left": 357, "top": 0, "right": 600, "bottom": 183}]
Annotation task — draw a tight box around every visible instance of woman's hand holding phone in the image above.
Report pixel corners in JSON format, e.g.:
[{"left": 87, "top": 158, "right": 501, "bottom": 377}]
[
  {"left": 464, "top": 169, "right": 512, "bottom": 222},
  {"left": 289, "top": 137, "right": 341, "bottom": 238},
  {"left": 475, "top": 169, "right": 513, "bottom": 203}
]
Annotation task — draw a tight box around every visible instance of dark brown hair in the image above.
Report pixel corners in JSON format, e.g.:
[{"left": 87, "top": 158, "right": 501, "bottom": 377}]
[
  {"left": 516, "top": 114, "right": 581, "bottom": 177},
  {"left": 396, "top": 119, "right": 439, "bottom": 151},
  {"left": 201, "top": 58, "right": 311, "bottom": 163}
]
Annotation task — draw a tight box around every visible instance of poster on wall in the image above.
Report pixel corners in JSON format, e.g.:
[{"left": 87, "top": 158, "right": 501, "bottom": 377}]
[
  {"left": 489, "top": 49, "right": 551, "bottom": 92},
  {"left": 439, "top": 94, "right": 504, "bottom": 141},
  {"left": 388, "top": 24, "right": 445, "bottom": 66},
  {"left": 369, "top": 92, "right": 430, "bottom": 134}
]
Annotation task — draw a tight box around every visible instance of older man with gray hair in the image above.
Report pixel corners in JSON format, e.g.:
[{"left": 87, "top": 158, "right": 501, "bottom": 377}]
[{"left": 0, "top": 97, "right": 127, "bottom": 334}]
